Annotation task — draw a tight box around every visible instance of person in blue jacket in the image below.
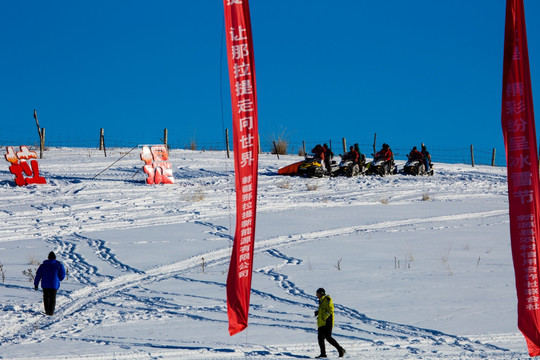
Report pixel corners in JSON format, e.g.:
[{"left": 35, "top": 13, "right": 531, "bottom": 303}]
[{"left": 34, "top": 251, "right": 66, "bottom": 315}]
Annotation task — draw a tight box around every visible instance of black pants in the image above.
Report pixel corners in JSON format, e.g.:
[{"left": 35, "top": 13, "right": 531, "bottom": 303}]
[
  {"left": 43, "top": 288, "right": 57, "bottom": 315},
  {"left": 318, "top": 324, "right": 342, "bottom": 355},
  {"left": 324, "top": 158, "right": 331, "bottom": 172}
]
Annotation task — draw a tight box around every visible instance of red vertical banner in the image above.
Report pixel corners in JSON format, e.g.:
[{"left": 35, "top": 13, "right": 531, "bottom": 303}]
[
  {"left": 501, "top": 0, "right": 540, "bottom": 356},
  {"left": 223, "top": 0, "right": 259, "bottom": 336}
]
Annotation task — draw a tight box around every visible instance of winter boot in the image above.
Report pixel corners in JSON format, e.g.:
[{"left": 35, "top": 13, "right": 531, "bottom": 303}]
[{"left": 338, "top": 347, "right": 346, "bottom": 357}]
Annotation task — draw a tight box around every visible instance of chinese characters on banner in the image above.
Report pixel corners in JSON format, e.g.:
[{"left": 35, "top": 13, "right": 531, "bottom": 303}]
[
  {"left": 140, "top": 145, "right": 174, "bottom": 185},
  {"left": 223, "top": 0, "right": 259, "bottom": 336},
  {"left": 501, "top": 0, "right": 540, "bottom": 356},
  {"left": 4, "top": 146, "right": 46, "bottom": 186}
]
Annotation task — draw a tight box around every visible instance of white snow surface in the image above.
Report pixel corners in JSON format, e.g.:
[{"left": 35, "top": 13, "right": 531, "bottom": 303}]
[{"left": 0, "top": 147, "right": 532, "bottom": 359}]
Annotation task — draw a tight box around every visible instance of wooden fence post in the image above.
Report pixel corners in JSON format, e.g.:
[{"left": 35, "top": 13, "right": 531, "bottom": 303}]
[
  {"left": 98, "top": 128, "right": 107, "bottom": 157},
  {"left": 225, "top": 129, "right": 230, "bottom": 158},
  {"left": 342, "top": 138, "right": 347, "bottom": 154},
  {"left": 273, "top": 141, "right": 280, "bottom": 159},
  {"left": 491, "top": 148, "right": 496, "bottom": 167},
  {"left": 163, "top": 128, "right": 168, "bottom": 150},
  {"left": 373, "top": 133, "right": 377, "bottom": 154},
  {"left": 302, "top": 141, "right": 306, "bottom": 156},
  {"left": 99, "top": 128, "right": 105, "bottom": 150},
  {"left": 102, "top": 132, "right": 107, "bottom": 157},
  {"left": 33, "top": 110, "right": 44, "bottom": 159},
  {"left": 470, "top": 144, "right": 475, "bottom": 167},
  {"left": 40, "top": 128, "right": 45, "bottom": 159}
]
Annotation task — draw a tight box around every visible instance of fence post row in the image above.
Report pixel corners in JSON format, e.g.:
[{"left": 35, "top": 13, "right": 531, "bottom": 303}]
[{"left": 23, "top": 125, "right": 504, "bottom": 167}]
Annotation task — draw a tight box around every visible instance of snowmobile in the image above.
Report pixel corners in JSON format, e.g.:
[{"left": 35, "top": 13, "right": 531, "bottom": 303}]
[
  {"left": 366, "top": 156, "right": 396, "bottom": 176},
  {"left": 297, "top": 155, "right": 326, "bottom": 178},
  {"left": 336, "top": 159, "right": 360, "bottom": 177},
  {"left": 402, "top": 157, "right": 434, "bottom": 176}
]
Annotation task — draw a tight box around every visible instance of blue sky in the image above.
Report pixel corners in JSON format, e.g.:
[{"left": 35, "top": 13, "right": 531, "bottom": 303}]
[{"left": 1, "top": 1, "right": 539, "bottom": 159}]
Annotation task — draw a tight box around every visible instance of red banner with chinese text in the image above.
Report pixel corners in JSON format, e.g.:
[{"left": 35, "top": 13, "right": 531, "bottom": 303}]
[
  {"left": 223, "top": 0, "right": 259, "bottom": 336},
  {"left": 501, "top": 0, "right": 540, "bottom": 356}
]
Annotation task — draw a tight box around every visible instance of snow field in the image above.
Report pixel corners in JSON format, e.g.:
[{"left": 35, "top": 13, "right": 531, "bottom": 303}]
[{"left": 0, "top": 148, "right": 529, "bottom": 359}]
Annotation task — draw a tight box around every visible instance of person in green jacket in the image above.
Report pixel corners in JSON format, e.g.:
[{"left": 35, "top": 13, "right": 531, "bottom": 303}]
[{"left": 314, "top": 288, "right": 345, "bottom": 358}]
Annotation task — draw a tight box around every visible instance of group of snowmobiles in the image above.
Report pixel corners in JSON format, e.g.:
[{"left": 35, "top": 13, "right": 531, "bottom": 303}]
[
  {"left": 283, "top": 143, "right": 433, "bottom": 178},
  {"left": 296, "top": 154, "right": 365, "bottom": 178}
]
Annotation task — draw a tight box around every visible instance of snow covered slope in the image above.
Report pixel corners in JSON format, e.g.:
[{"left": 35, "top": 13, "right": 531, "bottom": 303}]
[{"left": 0, "top": 148, "right": 528, "bottom": 359}]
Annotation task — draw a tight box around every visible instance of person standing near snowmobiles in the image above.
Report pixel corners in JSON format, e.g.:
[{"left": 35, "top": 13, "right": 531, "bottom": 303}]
[
  {"left": 314, "top": 288, "right": 346, "bottom": 358},
  {"left": 34, "top": 251, "right": 66, "bottom": 316},
  {"left": 323, "top": 144, "right": 333, "bottom": 174},
  {"left": 421, "top": 145, "right": 432, "bottom": 171}
]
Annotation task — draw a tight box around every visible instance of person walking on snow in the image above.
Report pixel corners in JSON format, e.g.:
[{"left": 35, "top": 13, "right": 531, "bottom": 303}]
[
  {"left": 314, "top": 288, "right": 346, "bottom": 358},
  {"left": 34, "top": 251, "right": 66, "bottom": 315}
]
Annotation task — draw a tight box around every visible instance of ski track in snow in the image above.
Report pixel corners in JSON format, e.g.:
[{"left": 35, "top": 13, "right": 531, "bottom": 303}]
[
  {"left": 0, "top": 150, "right": 521, "bottom": 359},
  {"left": 2, "top": 210, "right": 515, "bottom": 358},
  {"left": 48, "top": 235, "right": 102, "bottom": 285}
]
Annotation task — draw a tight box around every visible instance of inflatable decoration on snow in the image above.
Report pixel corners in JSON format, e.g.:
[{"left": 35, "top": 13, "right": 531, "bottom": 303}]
[
  {"left": 140, "top": 145, "right": 174, "bottom": 185},
  {"left": 4, "top": 146, "right": 46, "bottom": 186}
]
